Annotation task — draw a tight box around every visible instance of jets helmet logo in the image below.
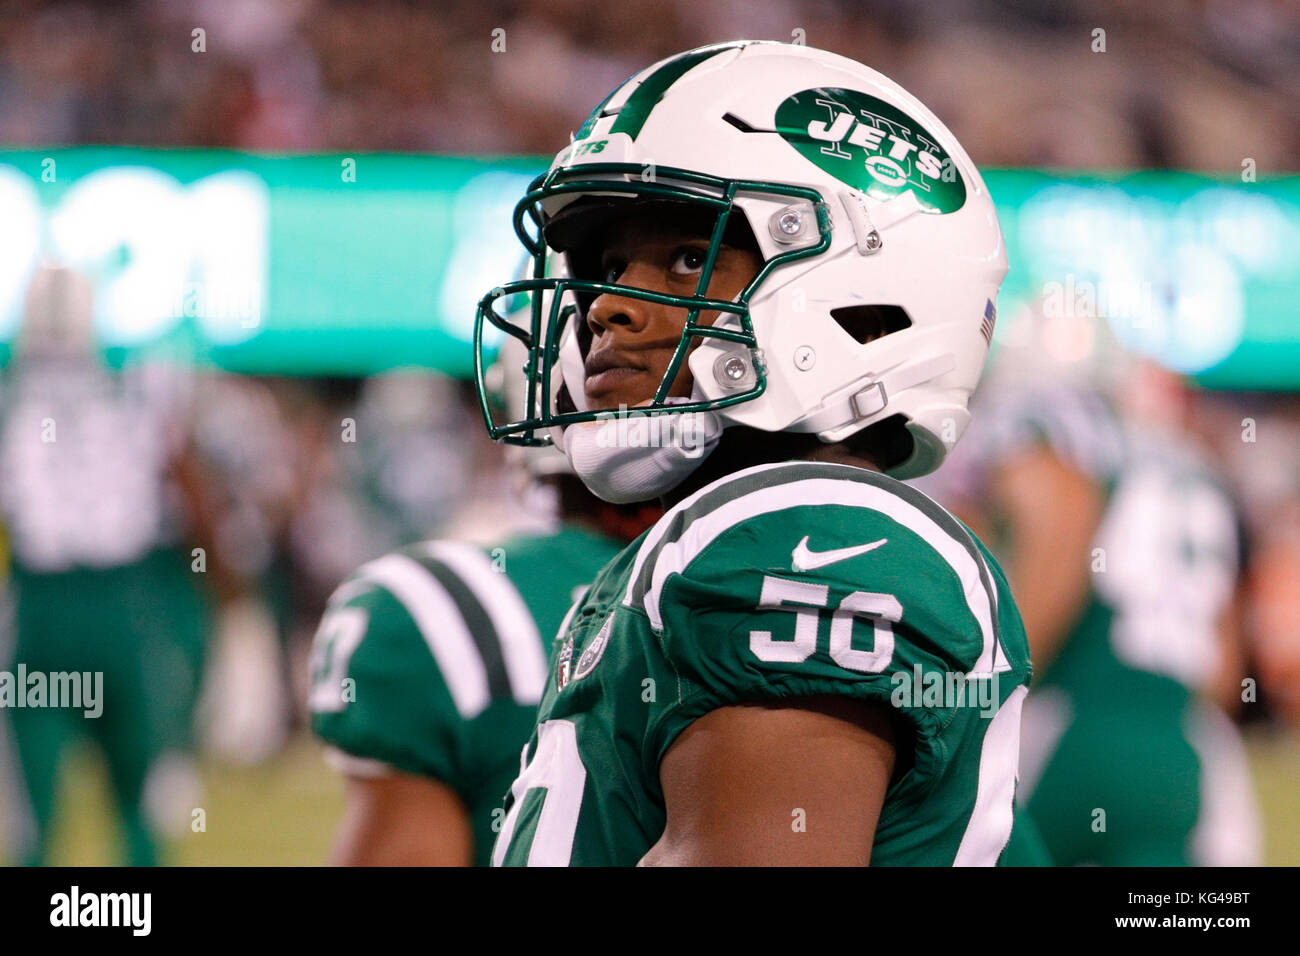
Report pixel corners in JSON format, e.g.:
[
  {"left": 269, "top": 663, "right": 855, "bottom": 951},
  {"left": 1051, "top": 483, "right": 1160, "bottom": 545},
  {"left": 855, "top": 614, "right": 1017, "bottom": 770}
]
[
  {"left": 775, "top": 88, "right": 967, "bottom": 214},
  {"left": 573, "top": 615, "right": 614, "bottom": 683}
]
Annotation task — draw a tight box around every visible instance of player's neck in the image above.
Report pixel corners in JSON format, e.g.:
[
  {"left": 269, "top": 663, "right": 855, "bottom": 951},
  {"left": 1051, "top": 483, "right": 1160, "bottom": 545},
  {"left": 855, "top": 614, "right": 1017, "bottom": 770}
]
[{"left": 553, "top": 475, "right": 663, "bottom": 543}]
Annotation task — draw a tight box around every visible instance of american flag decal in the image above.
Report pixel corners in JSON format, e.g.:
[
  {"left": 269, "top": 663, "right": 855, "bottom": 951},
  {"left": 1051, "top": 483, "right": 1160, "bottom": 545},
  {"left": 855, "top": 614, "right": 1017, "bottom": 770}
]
[{"left": 980, "top": 299, "right": 996, "bottom": 345}]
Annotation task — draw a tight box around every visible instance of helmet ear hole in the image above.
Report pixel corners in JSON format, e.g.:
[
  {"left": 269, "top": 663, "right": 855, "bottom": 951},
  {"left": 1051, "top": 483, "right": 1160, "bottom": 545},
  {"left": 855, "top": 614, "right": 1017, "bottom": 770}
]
[{"left": 829, "top": 305, "right": 911, "bottom": 345}]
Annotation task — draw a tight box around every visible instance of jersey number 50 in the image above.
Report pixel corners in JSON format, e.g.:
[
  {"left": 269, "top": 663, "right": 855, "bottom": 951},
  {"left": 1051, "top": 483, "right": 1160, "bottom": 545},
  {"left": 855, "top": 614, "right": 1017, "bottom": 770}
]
[{"left": 750, "top": 575, "right": 902, "bottom": 673}]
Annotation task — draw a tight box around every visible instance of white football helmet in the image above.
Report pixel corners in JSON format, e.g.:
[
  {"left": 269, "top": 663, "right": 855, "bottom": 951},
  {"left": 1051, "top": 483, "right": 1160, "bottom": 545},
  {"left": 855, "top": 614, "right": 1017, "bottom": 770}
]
[{"left": 474, "top": 40, "right": 1007, "bottom": 495}]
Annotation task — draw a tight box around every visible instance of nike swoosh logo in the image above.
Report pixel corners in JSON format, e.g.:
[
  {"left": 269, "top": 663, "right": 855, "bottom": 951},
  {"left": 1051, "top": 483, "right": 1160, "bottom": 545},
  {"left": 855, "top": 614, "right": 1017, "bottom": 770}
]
[{"left": 791, "top": 536, "right": 888, "bottom": 572}]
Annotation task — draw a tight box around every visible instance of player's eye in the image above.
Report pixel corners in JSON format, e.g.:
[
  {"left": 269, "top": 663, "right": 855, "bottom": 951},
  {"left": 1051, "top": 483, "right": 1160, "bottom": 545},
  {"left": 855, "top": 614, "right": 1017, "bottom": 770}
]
[
  {"left": 669, "top": 247, "right": 706, "bottom": 276},
  {"left": 600, "top": 257, "right": 626, "bottom": 284}
]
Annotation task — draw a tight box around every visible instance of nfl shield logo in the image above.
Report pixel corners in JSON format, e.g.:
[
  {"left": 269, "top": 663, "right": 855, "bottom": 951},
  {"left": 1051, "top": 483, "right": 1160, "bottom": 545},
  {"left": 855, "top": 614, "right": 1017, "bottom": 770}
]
[{"left": 555, "top": 637, "right": 575, "bottom": 690}]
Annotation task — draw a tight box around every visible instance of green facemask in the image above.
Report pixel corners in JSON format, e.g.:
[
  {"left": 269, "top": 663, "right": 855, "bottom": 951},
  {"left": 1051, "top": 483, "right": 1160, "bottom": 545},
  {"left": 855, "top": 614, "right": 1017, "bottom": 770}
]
[{"left": 473, "top": 162, "right": 833, "bottom": 447}]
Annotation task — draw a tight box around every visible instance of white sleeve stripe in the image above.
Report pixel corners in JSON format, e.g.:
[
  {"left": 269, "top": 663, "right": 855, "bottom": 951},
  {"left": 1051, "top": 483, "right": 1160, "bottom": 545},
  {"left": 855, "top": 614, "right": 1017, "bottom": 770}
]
[
  {"left": 352, "top": 553, "right": 491, "bottom": 719},
  {"left": 968, "top": 545, "right": 1007, "bottom": 671},
  {"left": 953, "top": 685, "right": 1026, "bottom": 866},
  {"left": 643, "top": 476, "right": 1002, "bottom": 676},
  {"left": 422, "top": 542, "right": 549, "bottom": 706},
  {"left": 623, "top": 461, "right": 793, "bottom": 608},
  {"left": 327, "top": 576, "right": 375, "bottom": 607}
]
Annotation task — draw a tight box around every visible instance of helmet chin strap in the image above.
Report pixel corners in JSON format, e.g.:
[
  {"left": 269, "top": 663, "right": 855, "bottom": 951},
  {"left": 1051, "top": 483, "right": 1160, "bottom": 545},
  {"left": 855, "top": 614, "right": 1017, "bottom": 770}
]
[{"left": 563, "top": 402, "right": 723, "bottom": 504}]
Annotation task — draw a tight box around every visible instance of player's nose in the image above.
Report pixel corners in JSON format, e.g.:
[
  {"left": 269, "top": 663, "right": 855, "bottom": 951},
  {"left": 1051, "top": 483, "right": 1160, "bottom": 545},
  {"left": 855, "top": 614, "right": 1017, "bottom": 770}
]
[{"left": 585, "top": 261, "right": 664, "bottom": 337}]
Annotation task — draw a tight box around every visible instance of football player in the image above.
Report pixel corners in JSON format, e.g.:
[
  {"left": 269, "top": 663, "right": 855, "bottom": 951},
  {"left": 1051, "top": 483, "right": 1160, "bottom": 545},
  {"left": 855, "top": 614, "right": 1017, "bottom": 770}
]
[
  {"left": 0, "top": 266, "right": 216, "bottom": 866},
  {"left": 925, "top": 371, "right": 1261, "bottom": 866},
  {"left": 307, "top": 346, "right": 658, "bottom": 866},
  {"left": 475, "top": 41, "right": 1028, "bottom": 865}
]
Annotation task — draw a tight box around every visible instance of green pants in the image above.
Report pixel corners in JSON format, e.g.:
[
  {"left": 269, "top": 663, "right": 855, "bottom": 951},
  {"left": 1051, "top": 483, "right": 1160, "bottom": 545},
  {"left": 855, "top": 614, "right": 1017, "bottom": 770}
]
[{"left": 1, "top": 549, "right": 209, "bottom": 866}]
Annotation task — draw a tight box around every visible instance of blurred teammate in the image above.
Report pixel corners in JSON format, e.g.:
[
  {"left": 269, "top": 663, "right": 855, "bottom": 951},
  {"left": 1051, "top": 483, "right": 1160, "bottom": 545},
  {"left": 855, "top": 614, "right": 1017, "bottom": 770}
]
[
  {"left": 307, "top": 339, "right": 658, "bottom": 865},
  {"left": 924, "top": 372, "right": 1261, "bottom": 866},
  {"left": 0, "top": 266, "right": 217, "bottom": 866}
]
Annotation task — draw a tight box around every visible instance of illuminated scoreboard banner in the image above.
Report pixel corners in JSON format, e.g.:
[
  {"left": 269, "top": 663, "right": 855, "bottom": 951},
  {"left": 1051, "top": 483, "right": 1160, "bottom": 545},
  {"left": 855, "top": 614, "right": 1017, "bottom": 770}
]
[
  {"left": 990, "top": 170, "right": 1300, "bottom": 391},
  {"left": 0, "top": 149, "right": 539, "bottom": 377},
  {"left": 0, "top": 149, "right": 1297, "bottom": 388}
]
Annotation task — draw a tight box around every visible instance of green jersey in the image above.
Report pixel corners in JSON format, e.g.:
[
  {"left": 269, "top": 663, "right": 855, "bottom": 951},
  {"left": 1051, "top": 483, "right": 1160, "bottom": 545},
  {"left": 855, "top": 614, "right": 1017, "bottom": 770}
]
[
  {"left": 308, "top": 523, "right": 624, "bottom": 866},
  {"left": 927, "top": 382, "right": 1257, "bottom": 865},
  {"left": 492, "top": 461, "right": 1032, "bottom": 866}
]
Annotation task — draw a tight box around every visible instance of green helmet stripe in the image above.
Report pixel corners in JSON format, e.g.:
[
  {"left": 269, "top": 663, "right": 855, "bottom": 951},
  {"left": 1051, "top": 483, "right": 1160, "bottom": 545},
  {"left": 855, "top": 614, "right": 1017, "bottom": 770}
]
[
  {"left": 575, "top": 85, "right": 620, "bottom": 140},
  {"left": 606, "top": 42, "right": 745, "bottom": 141}
]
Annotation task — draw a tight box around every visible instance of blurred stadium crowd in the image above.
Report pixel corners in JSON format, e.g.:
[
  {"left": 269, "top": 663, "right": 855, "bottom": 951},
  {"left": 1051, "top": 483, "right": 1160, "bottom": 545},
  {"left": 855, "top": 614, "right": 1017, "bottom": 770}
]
[
  {"left": 0, "top": 0, "right": 1296, "bottom": 168},
  {"left": 0, "top": 0, "right": 1297, "bottom": 865}
]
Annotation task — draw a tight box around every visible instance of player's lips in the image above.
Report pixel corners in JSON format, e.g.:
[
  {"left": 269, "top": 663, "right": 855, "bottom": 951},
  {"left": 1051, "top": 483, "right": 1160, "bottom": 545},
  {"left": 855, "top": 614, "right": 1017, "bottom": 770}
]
[{"left": 584, "top": 350, "right": 651, "bottom": 397}]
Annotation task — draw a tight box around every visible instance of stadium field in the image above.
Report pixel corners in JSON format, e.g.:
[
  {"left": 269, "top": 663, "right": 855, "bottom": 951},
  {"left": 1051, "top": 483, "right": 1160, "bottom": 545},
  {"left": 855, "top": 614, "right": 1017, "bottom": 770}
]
[{"left": 5, "top": 730, "right": 1296, "bottom": 867}]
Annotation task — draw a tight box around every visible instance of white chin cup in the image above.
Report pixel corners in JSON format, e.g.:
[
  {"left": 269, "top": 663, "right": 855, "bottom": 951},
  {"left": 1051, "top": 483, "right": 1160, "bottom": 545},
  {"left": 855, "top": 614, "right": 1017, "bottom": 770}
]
[{"left": 563, "top": 405, "right": 723, "bottom": 503}]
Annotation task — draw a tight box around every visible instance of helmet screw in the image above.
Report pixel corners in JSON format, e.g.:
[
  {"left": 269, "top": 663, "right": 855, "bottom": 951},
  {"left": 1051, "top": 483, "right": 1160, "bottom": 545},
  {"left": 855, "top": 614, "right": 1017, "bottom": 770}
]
[
  {"left": 794, "top": 346, "right": 816, "bottom": 371},
  {"left": 778, "top": 211, "right": 803, "bottom": 235},
  {"left": 863, "top": 230, "right": 883, "bottom": 252},
  {"left": 723, "top": 356, "right": 748, "bottom": 380}
]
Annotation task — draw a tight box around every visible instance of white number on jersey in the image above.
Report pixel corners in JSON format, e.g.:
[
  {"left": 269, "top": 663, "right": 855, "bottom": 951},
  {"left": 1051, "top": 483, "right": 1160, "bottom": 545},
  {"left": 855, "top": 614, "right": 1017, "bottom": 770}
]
[
  {"left": 1093, "top": 467, "right": 1237, "bottom": 689},
  {"left": 749, "top": 574, "right": 902, "bottom": 673},
  {"left": 308, "top": 605, "right": 369, "bottom": 713},
  {"left": 492, "top": 719, "right": 586, "bottom": 867}
]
